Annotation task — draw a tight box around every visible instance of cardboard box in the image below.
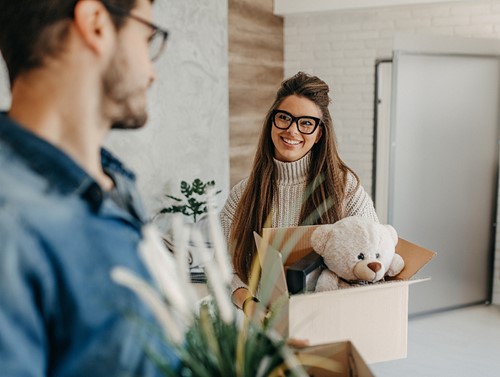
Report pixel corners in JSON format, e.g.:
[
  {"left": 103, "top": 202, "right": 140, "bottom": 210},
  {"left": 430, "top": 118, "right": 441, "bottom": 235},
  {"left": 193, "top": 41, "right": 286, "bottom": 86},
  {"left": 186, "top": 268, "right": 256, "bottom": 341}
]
[
  {"left": 254, "top": 225, "right": 436, "bottom": 364},
  {"left": 297, "top": 341, "right": 375, "bottom": 377}
]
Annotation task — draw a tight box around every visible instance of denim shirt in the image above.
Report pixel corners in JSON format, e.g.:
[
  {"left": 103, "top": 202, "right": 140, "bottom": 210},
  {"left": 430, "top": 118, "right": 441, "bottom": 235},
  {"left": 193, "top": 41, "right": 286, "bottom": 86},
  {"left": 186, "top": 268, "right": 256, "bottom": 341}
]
[{"left": 0, "top": 113, "right": 178, "bottom": 376}]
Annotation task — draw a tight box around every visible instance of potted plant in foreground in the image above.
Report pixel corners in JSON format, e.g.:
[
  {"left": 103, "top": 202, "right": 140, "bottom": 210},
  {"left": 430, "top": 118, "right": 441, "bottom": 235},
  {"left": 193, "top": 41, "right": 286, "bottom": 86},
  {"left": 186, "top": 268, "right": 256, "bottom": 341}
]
[{"left": 111, "top": 189, "right": 343, "bottom": 376}]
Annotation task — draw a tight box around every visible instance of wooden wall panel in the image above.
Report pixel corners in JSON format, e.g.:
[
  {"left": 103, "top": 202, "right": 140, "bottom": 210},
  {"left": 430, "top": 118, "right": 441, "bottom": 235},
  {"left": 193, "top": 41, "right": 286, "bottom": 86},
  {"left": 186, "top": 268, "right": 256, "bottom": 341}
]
[{"left": 228, "top": 0, "right": 284, "bottom": 186}]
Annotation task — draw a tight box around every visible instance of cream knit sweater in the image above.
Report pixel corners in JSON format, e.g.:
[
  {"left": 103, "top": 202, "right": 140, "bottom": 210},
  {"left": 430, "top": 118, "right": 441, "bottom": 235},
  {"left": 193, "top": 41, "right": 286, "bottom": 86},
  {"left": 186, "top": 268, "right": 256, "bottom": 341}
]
[{"left": 219, "top": 152, "right": 379, "bottom": 295}]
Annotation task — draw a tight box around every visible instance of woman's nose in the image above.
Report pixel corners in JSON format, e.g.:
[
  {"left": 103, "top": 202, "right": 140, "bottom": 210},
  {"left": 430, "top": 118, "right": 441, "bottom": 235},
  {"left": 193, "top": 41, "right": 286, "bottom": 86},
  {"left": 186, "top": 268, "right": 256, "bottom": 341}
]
[{"left": 287, "top": 120, "right": 301, "bottom": 135}]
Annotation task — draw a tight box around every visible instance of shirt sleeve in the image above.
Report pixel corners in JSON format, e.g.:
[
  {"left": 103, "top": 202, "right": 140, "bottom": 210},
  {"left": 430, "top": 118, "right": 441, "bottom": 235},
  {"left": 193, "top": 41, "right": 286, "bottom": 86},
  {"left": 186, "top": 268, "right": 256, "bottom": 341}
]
[
  {"left": 0, "top": 211, "right": 53, "bottom": 377},
  {"left": 219, "top": 179, "right": 251, "bottom": 297},
  {"left": 344, "top": 173, "right": 379, "bottom": 223}
]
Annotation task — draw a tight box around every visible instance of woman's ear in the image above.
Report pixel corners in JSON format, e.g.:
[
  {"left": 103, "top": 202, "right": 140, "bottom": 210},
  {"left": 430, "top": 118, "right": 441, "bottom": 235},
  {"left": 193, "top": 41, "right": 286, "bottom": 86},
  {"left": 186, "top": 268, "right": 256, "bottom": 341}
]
[{"left": 314, "top": 126, "right": 323, "bottom": 143}]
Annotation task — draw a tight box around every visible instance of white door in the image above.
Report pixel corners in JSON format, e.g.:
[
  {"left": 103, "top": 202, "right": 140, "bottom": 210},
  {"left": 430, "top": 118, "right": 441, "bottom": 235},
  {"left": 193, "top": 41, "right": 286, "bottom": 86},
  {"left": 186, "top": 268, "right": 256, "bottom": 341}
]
[{"left": 383, "top": 36, "right": 500, "bottom": 315}]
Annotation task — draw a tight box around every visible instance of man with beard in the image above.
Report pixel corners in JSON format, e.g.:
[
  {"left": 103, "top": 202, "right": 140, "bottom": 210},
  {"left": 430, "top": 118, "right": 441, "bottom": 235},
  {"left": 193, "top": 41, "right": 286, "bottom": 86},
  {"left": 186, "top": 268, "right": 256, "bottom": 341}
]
[{"left": 0, "top": 0, "right": 178, "bottom": 376}]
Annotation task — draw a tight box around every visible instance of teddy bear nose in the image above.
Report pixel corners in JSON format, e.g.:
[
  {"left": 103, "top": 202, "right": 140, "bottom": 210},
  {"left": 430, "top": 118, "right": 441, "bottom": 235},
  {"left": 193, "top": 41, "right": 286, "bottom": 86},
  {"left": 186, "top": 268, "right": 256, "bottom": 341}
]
[{"left": 367, "top": 262, "right": 381, "bottom": 273}]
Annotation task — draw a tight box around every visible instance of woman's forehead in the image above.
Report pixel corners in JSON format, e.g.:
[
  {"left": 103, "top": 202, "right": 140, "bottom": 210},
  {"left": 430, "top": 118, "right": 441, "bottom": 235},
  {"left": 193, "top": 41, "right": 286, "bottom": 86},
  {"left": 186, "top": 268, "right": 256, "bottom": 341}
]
[{"left": 278, "top": 95, "right": 322, "bottom": 118}]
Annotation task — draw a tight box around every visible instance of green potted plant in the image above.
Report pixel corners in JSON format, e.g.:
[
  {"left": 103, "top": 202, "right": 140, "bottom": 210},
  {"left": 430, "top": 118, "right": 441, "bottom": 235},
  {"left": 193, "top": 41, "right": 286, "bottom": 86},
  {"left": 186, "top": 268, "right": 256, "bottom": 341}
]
[
  {"left": 157, "top": 178, "right": 221, "bottom": 223},
  {"left": 156, "top": 178, "right": 222, "bottom": 272}
]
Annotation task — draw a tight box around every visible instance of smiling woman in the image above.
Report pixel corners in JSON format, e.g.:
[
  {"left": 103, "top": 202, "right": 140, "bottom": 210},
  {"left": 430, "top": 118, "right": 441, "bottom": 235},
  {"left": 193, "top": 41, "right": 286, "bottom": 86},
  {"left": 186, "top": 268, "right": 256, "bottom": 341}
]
[{"left": 220, "top": 71, "right": 380, "bottom": 312}]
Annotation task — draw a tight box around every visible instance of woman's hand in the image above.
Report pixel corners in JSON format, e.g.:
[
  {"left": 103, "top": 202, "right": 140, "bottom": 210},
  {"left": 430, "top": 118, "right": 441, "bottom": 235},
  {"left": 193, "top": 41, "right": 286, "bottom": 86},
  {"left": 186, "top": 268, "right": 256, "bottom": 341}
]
[
  {"left": 232, "top": 287, "right": 253, "bottom": 311},
  {"left": 287, "top": 338, "right": 310, "bottom": 349},
  {"left": 233, "top": 288, "right": 310, "bottom": 349},
  {"left": 232, "top": 288, "right": 269, "bottom": 323}
]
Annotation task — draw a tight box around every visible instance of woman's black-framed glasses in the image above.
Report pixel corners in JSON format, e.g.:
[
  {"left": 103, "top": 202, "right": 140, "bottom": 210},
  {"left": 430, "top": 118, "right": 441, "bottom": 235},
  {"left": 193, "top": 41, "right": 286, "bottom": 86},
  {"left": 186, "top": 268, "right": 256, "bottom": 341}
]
[
  {"left": 100, "top": 1, "right": 169, "bottom": 62},
  {"left": 271, "top": 109, "right": 322, "bottom": 135}
]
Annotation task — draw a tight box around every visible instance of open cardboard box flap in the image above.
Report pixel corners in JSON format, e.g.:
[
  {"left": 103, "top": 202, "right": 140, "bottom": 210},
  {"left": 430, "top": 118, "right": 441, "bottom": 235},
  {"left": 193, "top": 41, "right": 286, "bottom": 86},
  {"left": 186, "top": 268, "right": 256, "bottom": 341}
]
[
  {"left": 259, "top": 224, "right": 435, "bottom": 281},
  {"left": 297, "top": 341, "right": 376, "bottom": 377}
]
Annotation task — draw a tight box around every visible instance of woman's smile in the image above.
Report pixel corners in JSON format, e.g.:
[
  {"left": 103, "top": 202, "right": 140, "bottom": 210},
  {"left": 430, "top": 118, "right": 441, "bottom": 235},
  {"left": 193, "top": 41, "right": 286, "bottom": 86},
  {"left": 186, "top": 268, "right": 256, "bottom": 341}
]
[{"left": 281, "top": 136, "right": 302, "bottom": 146}]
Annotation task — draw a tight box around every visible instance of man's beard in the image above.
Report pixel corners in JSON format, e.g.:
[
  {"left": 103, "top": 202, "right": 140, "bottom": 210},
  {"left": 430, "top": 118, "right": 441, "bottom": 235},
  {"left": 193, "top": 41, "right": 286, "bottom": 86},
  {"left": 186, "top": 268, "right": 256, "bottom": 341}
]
[{"left": 102, "top": 52, "right": 149, "bottom": 130}]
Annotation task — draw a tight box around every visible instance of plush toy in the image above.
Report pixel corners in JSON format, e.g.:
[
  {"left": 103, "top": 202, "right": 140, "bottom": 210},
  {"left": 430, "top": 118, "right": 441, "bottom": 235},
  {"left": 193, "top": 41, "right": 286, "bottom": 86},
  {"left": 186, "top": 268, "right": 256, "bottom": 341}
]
[{"left": 311, "top": 216, "right": 405, "bottom": 292}]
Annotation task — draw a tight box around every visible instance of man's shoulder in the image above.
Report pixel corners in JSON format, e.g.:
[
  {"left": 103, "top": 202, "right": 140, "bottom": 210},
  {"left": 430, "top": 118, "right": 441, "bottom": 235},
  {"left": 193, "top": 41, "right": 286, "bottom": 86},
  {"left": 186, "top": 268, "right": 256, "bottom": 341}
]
[
  {"left": 0, "top": 146, "right": 79, "bottom": 235},
  {"left": 0, "top": 142, "right": 49, "bottom": 207},
  {"left": 0, "top": 196, "right": 41, "bottom": 259}
]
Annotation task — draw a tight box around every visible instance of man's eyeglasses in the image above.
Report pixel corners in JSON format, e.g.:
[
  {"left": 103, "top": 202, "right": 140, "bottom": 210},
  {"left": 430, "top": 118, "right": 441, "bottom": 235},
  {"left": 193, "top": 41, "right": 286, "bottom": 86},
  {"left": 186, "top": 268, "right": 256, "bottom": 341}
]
[
  {"left": 77, "top": 0, "right": 169, "bottom": 62},
  {"left": 271, "top": 109, "right": 322, "bottom": 135}
]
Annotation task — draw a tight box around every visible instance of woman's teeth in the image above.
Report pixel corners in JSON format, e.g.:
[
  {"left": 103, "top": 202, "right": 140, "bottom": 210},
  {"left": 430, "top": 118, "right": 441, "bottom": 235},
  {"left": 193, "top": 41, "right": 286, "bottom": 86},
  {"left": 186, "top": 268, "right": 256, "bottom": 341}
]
[{"left": 283, "top": 138, "right": 301, "bottom": 145}]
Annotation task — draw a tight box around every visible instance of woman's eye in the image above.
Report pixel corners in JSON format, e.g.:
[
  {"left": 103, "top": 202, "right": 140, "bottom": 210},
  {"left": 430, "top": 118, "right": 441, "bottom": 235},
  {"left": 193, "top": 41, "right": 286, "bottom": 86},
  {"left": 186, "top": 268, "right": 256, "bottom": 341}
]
[{"left": 299, "top": 119, "right": 315, "bottom": 127}]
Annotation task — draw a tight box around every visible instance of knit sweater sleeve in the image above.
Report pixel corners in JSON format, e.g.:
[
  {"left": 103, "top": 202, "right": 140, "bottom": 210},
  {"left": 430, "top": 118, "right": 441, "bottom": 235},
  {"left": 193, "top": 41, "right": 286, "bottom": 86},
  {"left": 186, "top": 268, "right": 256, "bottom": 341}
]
[
  {"left": 344, "top": 172, "right": 379, "bottom": 222},
  {"left": 219, "top": 179, "right": 251, "bottom": 296}
]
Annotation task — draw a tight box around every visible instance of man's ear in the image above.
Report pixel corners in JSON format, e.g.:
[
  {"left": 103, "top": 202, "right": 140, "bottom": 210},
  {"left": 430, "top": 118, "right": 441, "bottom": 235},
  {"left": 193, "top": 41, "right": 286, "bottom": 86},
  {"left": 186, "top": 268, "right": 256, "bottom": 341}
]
[{"left": 73, "top": 0, "right": 115, "bottom": 57}]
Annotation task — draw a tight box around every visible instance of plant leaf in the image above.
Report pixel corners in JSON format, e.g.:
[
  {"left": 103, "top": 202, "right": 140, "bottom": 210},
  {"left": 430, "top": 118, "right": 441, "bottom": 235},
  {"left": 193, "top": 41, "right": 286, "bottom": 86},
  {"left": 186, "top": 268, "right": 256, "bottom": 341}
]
[
  {"left": 165, "top": 195, "right": 182, "bottom": 202},
  {"left": 180, "top": 181, "right": 193, "bottom": 198},
  {"left": 192, "top": 178, "right": 205, "bottom": 195}
]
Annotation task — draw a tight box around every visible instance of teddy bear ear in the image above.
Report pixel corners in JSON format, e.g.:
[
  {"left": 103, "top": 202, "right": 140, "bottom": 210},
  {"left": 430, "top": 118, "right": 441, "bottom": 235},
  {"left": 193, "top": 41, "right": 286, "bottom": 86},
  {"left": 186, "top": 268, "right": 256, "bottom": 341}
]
[
  {"left": 311, "top": 226, "right": 332, "bottom": 254},
  {"left": 384, "top": 224, "right": 398, "bottom": 245}
]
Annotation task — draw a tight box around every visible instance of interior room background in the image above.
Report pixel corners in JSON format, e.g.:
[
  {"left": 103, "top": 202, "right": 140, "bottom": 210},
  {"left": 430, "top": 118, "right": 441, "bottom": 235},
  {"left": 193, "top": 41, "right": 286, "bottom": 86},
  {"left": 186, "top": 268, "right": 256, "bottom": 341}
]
[
  {"left": 274, "top": 0, "right": 500, "bottom": 307},
  {"left": 0, "top": 0, "right": 230, "bottom": 222},
  {"left": 1, "top": 0, "right": 499, "bottom": 305}
]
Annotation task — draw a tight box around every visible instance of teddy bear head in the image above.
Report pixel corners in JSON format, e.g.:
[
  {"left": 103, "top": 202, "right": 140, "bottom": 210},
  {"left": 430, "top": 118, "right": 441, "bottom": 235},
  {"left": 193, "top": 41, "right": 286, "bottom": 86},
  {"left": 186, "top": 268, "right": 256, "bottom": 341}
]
[{"left": 311, "top": 216, "right": 404, "bottom": 285}]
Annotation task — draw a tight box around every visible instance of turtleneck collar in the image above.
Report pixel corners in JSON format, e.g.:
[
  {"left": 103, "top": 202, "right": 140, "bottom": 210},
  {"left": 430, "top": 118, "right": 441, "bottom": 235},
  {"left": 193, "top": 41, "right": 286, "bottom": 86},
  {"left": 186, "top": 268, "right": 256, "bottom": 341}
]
[{"left": 273, "top": 152, "right": 311, "bottom": 184}]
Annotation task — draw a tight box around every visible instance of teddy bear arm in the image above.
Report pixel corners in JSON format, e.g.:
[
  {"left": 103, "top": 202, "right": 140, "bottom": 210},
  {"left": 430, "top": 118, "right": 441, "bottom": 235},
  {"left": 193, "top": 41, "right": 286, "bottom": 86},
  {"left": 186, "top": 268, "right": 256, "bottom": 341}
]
[{"left": 315, "top": 269, "right": 341, "bottom": 292}]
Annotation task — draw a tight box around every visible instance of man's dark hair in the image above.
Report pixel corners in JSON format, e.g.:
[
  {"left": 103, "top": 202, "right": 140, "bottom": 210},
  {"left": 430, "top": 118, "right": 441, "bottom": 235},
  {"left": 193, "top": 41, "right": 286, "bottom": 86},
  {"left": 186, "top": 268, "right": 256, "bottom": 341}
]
[{"left": 0, "top": 0, "right": 138, "bottom": 84}]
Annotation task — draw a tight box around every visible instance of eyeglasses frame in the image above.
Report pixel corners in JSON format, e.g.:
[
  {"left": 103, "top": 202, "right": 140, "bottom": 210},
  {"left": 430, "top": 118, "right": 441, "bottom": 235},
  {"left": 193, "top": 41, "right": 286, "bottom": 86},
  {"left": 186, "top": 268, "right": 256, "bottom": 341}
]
[{"left": 271, "top": 109, "right": 322, "bottom": 135}]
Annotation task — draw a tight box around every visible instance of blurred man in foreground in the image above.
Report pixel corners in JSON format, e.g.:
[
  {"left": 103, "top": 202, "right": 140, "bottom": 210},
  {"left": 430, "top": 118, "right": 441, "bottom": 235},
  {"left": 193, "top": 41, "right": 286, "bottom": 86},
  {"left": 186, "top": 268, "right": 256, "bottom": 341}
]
[{"left": 0, "top": 0, "right": 177, "bottom": 375}]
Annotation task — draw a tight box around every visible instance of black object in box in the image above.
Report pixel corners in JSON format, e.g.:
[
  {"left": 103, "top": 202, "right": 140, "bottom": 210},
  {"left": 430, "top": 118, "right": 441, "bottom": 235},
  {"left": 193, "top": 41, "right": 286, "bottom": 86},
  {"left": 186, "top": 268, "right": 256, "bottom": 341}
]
[{"left": 285, "top": 251, "right": 324, "bottom": 294}]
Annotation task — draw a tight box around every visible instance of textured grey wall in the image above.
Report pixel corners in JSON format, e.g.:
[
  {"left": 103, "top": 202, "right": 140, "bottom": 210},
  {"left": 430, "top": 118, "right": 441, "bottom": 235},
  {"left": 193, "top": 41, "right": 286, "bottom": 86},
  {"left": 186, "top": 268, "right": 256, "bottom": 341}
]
[
  {"left": 0, "top": 0, "right": 229, "bottom": 219},
  {"left": 107, "top": 0, "right": 229, "bottom": 216}
]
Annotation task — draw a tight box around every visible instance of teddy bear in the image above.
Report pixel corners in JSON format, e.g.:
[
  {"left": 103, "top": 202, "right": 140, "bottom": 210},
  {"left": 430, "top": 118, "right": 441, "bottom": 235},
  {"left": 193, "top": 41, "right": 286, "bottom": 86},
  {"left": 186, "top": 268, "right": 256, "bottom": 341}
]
[{"left": 310, "top": 216, "right": 405, "bottom": 292}]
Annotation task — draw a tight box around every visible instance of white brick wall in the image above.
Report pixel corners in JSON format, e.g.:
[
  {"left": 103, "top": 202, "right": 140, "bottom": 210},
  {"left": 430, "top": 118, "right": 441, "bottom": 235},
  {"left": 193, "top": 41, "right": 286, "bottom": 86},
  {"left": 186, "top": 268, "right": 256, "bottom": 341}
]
[{"left": 284, "top": 0, "right": 500, "bottom": 304}]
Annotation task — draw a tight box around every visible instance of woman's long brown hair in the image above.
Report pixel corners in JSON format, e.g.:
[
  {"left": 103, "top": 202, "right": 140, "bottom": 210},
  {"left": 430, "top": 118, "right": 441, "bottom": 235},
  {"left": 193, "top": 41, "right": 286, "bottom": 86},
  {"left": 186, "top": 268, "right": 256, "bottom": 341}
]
[{"left": 230, "top": 72, "right": 360, "bottom": 284}]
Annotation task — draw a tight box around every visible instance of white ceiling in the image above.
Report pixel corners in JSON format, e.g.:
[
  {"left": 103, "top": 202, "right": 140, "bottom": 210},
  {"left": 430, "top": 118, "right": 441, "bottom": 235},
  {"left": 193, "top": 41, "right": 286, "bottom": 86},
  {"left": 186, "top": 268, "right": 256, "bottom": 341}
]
[{"left": 274, "top": 0, "right": 469, "bottom": 15}]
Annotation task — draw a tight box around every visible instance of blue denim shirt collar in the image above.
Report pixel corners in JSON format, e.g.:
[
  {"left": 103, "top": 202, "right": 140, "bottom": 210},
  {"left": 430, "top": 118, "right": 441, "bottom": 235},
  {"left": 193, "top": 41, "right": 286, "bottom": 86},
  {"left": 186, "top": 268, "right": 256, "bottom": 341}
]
[{"left": 0, "top": 112, "right": 139, "bottom": 214}]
